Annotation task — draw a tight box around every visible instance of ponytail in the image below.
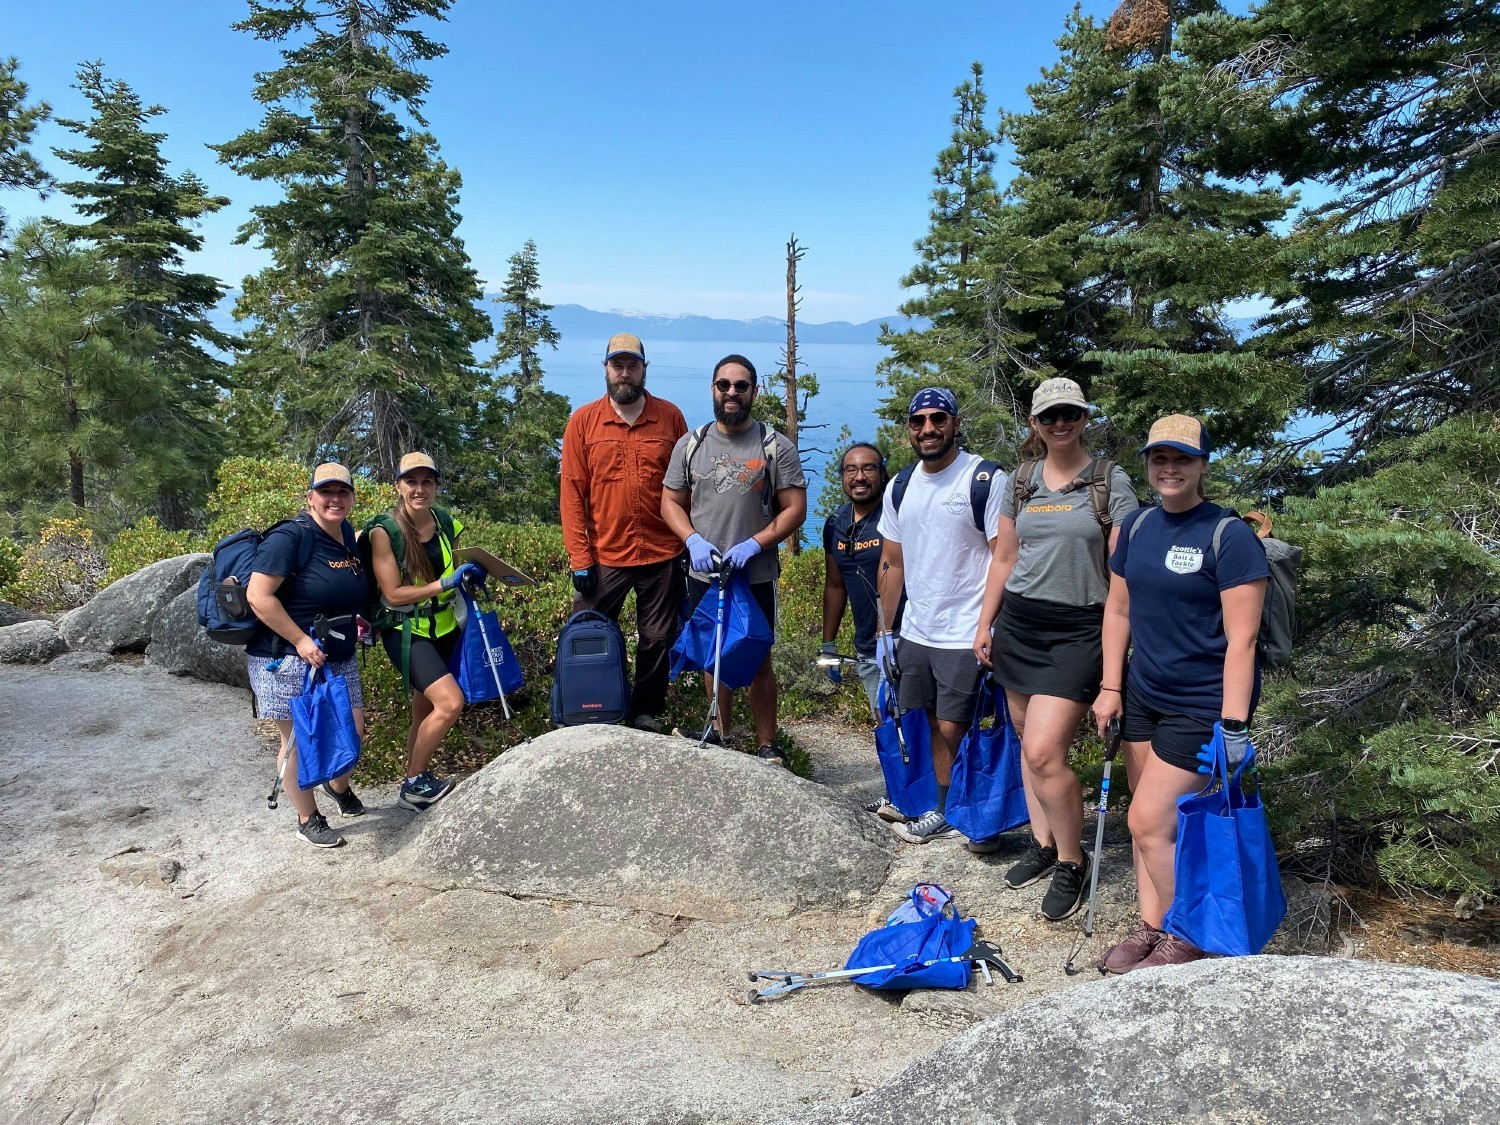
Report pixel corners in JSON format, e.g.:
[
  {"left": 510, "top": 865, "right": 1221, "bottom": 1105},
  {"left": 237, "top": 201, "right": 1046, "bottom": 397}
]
[{"left": 391, "top": 499, "right": 435, "bottom": 584}]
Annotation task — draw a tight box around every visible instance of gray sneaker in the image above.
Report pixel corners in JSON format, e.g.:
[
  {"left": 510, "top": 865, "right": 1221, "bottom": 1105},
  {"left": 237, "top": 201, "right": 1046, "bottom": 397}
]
[
  {"left": 297, "top": 812, "right": 345, "bottom": 848},
  {"left": 891, "top": 809, "right": 960, "bottom": 844}
]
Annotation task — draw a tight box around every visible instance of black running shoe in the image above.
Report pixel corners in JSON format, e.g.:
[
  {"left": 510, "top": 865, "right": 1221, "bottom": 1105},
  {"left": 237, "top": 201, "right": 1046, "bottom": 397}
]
[
  {"left": 755, "top": 743, "right": 789, "bottom": 767},
  {"left": 1041, "top": 853, "right": 1091, "bottom": 921},
  {"left": 321, "top": 781, "right": 365, "bottom": 817},
  {"left": 297, "top": 812, "right": 345, "bottom": 848},
  {"left": 1004, "top": 839, "right": 1058, "bottom": 889}
]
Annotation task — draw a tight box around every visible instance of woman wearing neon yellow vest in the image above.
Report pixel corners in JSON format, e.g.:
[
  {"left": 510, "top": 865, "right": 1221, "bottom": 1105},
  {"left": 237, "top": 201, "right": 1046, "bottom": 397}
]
[{"left": 367, "top": 452, "right": 483, "bottom": 811}]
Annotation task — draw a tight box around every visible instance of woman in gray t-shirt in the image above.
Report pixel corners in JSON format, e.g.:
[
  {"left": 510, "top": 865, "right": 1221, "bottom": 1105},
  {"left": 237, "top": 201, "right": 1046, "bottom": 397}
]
[{"left": 972, "top": 378, "right": 1138, "bottom": 922}]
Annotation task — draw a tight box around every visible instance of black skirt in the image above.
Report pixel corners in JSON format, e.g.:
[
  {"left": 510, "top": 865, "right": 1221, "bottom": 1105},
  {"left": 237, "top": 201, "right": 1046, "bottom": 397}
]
[{"left": 990, "top": 591, "right": 1104, "bottom": 702}]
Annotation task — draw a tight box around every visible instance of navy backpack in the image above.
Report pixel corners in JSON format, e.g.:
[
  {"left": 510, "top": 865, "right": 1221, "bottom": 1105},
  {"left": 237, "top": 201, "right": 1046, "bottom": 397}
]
[
  {"left": 197, "top": 516, "right": 314, "bottom": 646},
  {"left": 550, "top": 610, "right": 631, "bottom": 725}
]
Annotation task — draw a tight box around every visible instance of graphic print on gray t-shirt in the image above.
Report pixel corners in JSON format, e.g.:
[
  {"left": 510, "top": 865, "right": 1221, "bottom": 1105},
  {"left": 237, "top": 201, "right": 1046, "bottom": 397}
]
[
  {"left": 664, "top": 422, "right": 807, "bottom": 586},
  {"left": 1001, "top": 461, "right": 1139, "bottom": 607}
]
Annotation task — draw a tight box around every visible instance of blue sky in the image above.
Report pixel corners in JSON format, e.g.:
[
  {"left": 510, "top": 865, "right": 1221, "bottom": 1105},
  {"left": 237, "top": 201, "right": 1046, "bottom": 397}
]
[{"left": 8, "top": 1, "right": 1131, "bottom": 321}]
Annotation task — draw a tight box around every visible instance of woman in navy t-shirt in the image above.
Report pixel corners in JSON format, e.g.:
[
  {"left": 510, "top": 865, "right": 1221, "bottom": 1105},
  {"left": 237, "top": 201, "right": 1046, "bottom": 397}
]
[
  {"left": 246, "top": 463, "right": 368, "bottom": 849},
  {"left": 1092, "top": 415, "right": 1269, "bottom": 972}
]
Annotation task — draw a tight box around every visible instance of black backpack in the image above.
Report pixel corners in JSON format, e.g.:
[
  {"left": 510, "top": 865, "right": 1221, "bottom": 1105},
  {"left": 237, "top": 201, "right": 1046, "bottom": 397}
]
[
  {"left": 550, "top": 610, "right": 632, "bottom": 726},
  {"left": 196, "top": 515, "right": 315, "bottom": 647},
  {"left": 888, "top": 458, "right": 1000, "bottom": 535}
]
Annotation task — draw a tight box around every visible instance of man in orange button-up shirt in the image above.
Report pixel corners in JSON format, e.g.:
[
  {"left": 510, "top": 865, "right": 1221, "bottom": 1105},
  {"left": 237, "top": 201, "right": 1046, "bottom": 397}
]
[{"left": 560, "top": 332, "right": 689, "bottom": 730}]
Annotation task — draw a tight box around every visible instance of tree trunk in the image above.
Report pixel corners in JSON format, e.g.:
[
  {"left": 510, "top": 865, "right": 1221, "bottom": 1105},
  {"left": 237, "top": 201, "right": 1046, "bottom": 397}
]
[{"left": 783, "top": 235, "right": 804, "bottom": 556}]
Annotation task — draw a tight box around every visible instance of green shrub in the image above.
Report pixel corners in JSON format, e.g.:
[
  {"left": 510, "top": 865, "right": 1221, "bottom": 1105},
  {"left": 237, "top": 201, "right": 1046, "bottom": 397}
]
[
  {"left": 206, "top": 456, "right": 398, "bottom": 541},
  {"left": 104, "top": 517, "right": 196, "bottom": 584},
  {"left": 0, "top": 537, "right": 19, "bottom": 591},
  {"left": 0, "top": 517, "right": 106, "bottom": 612}
]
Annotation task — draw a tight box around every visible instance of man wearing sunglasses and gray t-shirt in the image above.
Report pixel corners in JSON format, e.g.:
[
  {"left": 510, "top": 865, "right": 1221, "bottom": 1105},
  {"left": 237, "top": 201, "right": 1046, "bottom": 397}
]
[{"left": 661, "top": 355, "right": 808, "bottom": 764}]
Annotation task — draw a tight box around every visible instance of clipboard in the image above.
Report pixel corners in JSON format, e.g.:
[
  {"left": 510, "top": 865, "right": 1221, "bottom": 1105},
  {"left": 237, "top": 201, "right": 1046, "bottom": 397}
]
[{"left": 453, "top": 547, "right": 536, "bottom": 587}]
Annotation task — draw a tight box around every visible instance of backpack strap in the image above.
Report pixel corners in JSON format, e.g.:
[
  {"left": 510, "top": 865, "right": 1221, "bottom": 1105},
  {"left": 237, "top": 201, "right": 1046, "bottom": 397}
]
[
  {"left": 683, "top": 422, "right": 712, "bottom": 491},
  {"left": 1210, "top": 515, "right": 1239, "bottom": 561},
  {"left": 1084, "top": 459, "right": 1115, "bottom": 537},
  {"left": 1126, "top": 505, "right": 1155, "bottom": 544},
  {"left": 1013, "top": 460, "right": 1042, "bottom": 509},
  {"left": 969, "top": 459, "right": 999, "bottom": 536},
  {"left": 889, "top": 464, "right": 917, "bottom": 513}
]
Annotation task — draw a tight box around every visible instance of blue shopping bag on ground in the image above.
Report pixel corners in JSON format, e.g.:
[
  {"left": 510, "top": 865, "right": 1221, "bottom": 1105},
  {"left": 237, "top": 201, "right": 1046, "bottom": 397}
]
[
  {"left": 843, "top": 885, "right": 978, "bottom": 990},
  {"left": 1163, "top": 726, "right": 1287, "bottom": 956},
  {"left": 946, "top": 684, "right": 1030, "bottom": 841},
  {"left": 291, "top": 660, "right": 361, "bottom": 790},
  {"left": 874, "top": 683, "right": 938, "bottom": 819},
  {"left": 669, "top": 571, "right": 773, "bottom": 691},
  {"left": 449, "top": 589, "right": 523, "bottom": 704}
]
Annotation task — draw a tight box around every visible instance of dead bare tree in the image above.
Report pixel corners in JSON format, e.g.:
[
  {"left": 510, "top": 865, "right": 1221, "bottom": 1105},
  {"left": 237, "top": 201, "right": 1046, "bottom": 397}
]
[{"left": 781, "top": 234, "right": 805, "bottom": 555}]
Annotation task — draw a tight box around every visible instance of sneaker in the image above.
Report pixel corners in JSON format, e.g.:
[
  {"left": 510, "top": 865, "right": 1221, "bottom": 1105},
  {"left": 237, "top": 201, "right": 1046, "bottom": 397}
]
[
  {"left": 1100, "top": 921, "right": 1164, "bottom": 974},
  {"left": 862, "top": 798, "right": 909, "bottom": 824},
  {"left": 629, "top": 713, "right": 665, "bottom": 733},
  {"left": 397, "top": 771, "right": 455, "bottom": 812},
  {"left": 965, "top": 835, "right": 1004, "bottom": 855},
  {"left": 1040, "top": 853, "right": 1091, "bottom": 921},
  {"left": 320, "top": 781, "right": 365, "bottom": 817},
  {"left": 1004, "top": 840, "right": 1058, "bottom": 889},
  {"left": 1133, "top": 932, "right": 1208, "bottom": 970},
  {"left": 673, "top": 725, "right": 725, "bottom": 747},
  {"left": 755, "top": 744, "right": 789, "bottom": 768},
  {"left": 297, "top": 812, "right": 345, "bottom": 848},
  {"left": 891, "top": 809, "right": 961, "bottom": 844}
]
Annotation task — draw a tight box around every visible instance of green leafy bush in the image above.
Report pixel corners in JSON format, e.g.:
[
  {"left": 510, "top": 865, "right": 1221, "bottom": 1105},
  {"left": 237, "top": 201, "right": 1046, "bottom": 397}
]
[
  {"left": 206, "top": 456, "right": 397, "bottom": 540},
  {"left": 0, "top": 537, "right": 19, "bottom": 591},
  {"left": 104, "top": 517, "right": 196, "bottom": 584},
  {"left": 1, "top": 517, "right": 106, "bottom": 612}
]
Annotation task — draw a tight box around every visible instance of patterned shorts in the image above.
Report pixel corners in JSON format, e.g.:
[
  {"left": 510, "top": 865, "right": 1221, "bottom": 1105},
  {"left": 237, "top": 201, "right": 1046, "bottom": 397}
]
[{"left": 246, "top": 653, "right": 364, "bottom": 721}]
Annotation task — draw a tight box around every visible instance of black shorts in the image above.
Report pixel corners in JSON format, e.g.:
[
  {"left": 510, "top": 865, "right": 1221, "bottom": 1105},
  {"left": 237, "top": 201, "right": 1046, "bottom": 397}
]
[
  {"left": 683, "top": 577, "right": 778, "bottom": 637},
  {"left": 897, "top": 639, "right": 984, "bottom": 724},
  {"left": 381, "top": 627, "right": 460, "bottom": 693},
  {"left": 1121, "top": 689, "right": 1214, "bottom": 773},
  {"left": 989, "top": 592, "right": 1103, "bottom": 702}
]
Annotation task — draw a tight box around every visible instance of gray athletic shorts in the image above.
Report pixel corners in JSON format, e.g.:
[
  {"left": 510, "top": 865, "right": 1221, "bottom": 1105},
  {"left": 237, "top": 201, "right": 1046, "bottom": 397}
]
[
  {"left": 896, "top": 639, "right": 984, "bottom": 723},
  {"left": 247, "top": 654, "right": 364, "bottom": 721}
]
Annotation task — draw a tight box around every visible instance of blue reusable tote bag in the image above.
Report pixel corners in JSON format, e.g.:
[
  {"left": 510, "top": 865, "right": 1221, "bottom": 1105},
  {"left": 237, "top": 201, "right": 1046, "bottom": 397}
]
[
  {"left": 669, "top": 571, "right": 773, "bottom": 691},
  {"left": 1163, "top": 726, "right": 1287, "bottom": 956},
  {"left": 449, "top": 589, "right": 523, "bottom": 705},
  {"left": 843, "top": 893, "right": 978, "bottom": 991},
  {"left": 874, "top": 683, "right": 939, "bottom": 819},
  {"left": 946, "top": 684, "right": 1030, "bottom": 841},
  {"left": 291, "top": 660, "right": 361, "bottom": 790}
]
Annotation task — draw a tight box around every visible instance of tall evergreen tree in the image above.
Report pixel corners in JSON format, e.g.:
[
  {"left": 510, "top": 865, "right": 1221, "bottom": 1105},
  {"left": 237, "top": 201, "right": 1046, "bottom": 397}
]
[
  {"left": 0, "top": 57, "right": 54, "bottom": 237},
  {"left": 51, "top": 62, "right": 231, "bottom": 527},
  {"left": 450, "top": 240, "right": 569, "bottom": 524},
  {"left": 0, "top": 222, "right": 173, "bottom": 516},
  {"left": 213, "top": 0, "right": 491, "bottom": 476}
]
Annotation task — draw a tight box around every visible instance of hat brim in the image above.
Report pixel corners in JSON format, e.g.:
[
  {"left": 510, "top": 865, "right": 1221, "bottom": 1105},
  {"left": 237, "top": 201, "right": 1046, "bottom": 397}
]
[
  {"left": 605, "top": 350, "right": 645, "bottom": 362},
  {"left": 1141, "top": 440, "right": 1208, "bottom": 457},
  {"left": 1030, "top": 397, "right": 1090, "bottom": 417},
  {"left": 309, "top": 480, "right": 355, "bottom": 490},
  {"left": 396, "top": 466, "right": 441, "bottom": 480}
]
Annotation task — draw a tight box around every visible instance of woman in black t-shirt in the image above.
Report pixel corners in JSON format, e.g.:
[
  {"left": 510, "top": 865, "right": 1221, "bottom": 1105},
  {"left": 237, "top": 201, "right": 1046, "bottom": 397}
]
[{"left": 246, "top": 462, "right": 367, "bottom": 849}]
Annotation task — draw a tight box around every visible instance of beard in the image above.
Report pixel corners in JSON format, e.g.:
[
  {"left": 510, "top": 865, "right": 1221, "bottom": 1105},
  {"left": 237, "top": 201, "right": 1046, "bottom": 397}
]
[
  {"left": 607, "top": 378, "right": 645, "bottom": 405},
  {"left": 914, "top": 431, "right": 957, "bottom": 462},
  {"left": 714, "top": 398, "right": 751, "bottom": 426}
]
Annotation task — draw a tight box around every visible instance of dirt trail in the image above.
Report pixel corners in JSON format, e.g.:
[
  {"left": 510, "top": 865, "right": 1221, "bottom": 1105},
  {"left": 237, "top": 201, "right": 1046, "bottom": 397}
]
[{"left": 0, "top": 664, "right": 1320, "bottom": 1124}]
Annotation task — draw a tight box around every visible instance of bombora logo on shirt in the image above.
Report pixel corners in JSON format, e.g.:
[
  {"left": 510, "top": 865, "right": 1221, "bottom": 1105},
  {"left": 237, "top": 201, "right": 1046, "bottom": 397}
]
[
  {"left": 1026, "top": 503, "right": 1076, "bottom": 514},
  {"left": 327, "top": 557, "right": 359, "bottom": 570},
  {"left": 1165, "top": 545, "right": 1204, "bottom": 574}
]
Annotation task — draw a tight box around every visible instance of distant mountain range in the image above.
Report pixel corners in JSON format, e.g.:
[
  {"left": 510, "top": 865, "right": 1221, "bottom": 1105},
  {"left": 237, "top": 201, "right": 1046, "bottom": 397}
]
[{"left": 542, "top": 303, "right": 921, "bottom": 346}]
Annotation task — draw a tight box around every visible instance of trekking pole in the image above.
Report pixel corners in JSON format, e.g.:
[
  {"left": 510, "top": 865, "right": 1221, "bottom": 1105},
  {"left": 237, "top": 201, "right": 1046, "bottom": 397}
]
[
  {"left": 468, "top": 588, "right": 513, "bottom": 721},
  {"left": 699, "top": 553, "right": 726, "bottom": 748},
  {"left": 1065, "top": 717, "right": 1121, "bottom": 975},
  {"left": 747, "top": 939, "right": 1020, "bottom": 1003}
]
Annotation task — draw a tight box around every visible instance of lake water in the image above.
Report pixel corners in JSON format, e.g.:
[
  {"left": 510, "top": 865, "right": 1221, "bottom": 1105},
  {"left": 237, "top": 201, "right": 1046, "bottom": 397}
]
[{"left": 541, "top": 337, "right": 896, "bottom": 513}]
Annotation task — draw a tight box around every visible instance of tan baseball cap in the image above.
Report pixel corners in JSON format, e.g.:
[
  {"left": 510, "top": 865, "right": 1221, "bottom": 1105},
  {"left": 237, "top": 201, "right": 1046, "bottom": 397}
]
[
  {"left": 396, "top": 451, "right": 440, "bottom": 480},
  {"left": 309, "top": 462, "right": 354, "bottom": 490},
  {"left": 1030, "top": 377, "right": 1090, "bottom": 417},
  {"left": 604, "top": 332, "right": 646, "bottom": 361},
  {"left": 1142, "top": 414, "right": 1212, "bottom": 457}
]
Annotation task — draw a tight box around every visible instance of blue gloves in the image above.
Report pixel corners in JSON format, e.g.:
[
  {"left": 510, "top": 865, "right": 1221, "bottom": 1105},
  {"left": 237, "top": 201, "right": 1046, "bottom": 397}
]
[
  {"left": 820, "top": 642, "right": 842, "bottom": 685},
  {"left": 685, "top": 533, "right": 718, "bottom": 573},
  {"left": 876, "top": 633, "right": 900, "bottom": 683},
  {"left": 724, "top": 537, "right": 762, "bottom": 570},
  {"left": 441, "top": 562, "right": 485, "bottom": 592},
  {"left": 1199, "top": 722, "right": 1251, "bottom": 773}
]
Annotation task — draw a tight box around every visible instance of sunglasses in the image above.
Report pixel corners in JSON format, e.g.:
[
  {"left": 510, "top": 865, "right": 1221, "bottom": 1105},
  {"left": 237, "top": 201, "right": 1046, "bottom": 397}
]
[
  {"left": 714, "top": 379, "right": 753, "bottom": 394},
  {"left": 1036, "top": 406, "right": 1087, "bottom": 425},
  {"left": 908, "top": 410, "right": 950, "bottom": 430}
]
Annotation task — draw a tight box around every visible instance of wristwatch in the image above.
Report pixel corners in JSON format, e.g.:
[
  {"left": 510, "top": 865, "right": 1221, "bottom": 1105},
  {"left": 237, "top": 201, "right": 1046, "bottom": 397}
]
[{"left": 1220, "top": 718, "right": 1249, "bottom": 733}]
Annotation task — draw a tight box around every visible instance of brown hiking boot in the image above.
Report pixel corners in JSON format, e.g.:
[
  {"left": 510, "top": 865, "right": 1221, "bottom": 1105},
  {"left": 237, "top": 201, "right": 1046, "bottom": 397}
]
[
  {"left": 1100, "top": 921, "right": 1164, "bottom": 974},
  {"left": 1133, "top": 932, "right": 1207, "bottom": 970}
]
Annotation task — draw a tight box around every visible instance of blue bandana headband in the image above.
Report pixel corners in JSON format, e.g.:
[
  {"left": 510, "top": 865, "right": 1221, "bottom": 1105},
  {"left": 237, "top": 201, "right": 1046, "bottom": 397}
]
[{"left": 908, "top": 387, "right": 958, "bottom": 417}]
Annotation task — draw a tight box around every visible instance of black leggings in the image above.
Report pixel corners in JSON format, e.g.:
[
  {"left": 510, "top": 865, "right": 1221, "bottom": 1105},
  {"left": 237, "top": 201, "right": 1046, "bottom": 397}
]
[{"left": 381, "top": 627, "right": 460, "bottom": 692}]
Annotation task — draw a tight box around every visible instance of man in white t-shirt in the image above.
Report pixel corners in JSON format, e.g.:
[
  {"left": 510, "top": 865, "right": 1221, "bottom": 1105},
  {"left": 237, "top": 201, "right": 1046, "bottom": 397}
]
[{"left": 877, "top": 387, "right": 1006, "bottom": 844}]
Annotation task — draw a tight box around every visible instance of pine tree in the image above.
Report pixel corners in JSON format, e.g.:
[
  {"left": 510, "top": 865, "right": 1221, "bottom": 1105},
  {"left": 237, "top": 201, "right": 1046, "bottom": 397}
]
[
  {"left": 0, "top": 57, "right": 54, "bottom": 238},
  {"left": 449, "top": 240, "right": 569, "bottom": 524},
  {"left": 51, "top": 62, "right": 231, "bottom": 528},
  {"left": 0, "top": 222, "right": 167, "bottom": 516},
  {"left": 213, "top": 0, "right": 491, "bottom": 476}
]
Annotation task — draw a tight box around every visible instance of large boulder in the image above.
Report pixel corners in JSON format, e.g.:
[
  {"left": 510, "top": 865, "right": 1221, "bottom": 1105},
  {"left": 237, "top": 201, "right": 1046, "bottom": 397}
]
[
  {"left": 58, "top": 553, "right": 210, "bottom": 653},
  {"left": 146, "top": 585, "right": 250, "bottom": 688},
  {"left": 0, "top": 601, "right": 37, "bottom": 627},
  {"left": 778, "top": 956, "right": 1500, "bottom": 1125},
  {"left": 402, "top": 725, "right": 894, "bottom": 920},
  {"left": 0, "top": 620, "right": 67, "bottom": 664}
]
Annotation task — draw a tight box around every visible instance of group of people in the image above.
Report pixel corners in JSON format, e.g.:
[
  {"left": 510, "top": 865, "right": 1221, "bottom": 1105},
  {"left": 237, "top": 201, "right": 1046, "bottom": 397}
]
[{"left": 246, "top": 330, "right": 1271, "bottom": 976}]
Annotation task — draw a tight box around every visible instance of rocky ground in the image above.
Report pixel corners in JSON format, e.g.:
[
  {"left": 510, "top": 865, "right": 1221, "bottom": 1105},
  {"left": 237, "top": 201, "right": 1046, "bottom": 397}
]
[{"left": 0, "top": 661, "right": 1468, "bottom": 1124}]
